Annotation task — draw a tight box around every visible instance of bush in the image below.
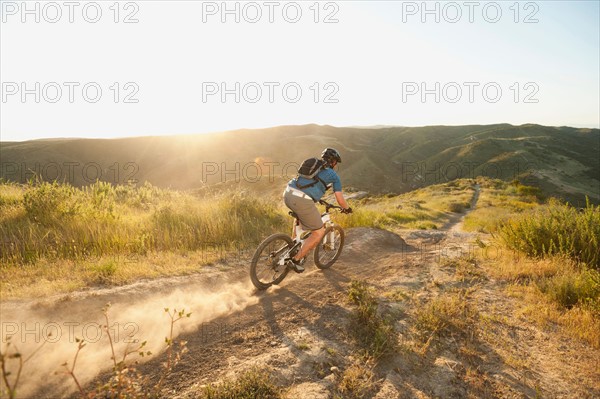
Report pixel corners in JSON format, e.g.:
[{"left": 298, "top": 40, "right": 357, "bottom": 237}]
[
  {"left": 116, "top": 181, "right": 171, "bottom": 209},
  {"left": 517, "top": 184, "right": 542, "bottom": 199},
  {"left": 537, "top": 268, "right": 600, "bottom": 309},
  {"left": 23, "top": 181, "right": 82, "bottom": 224},
  {"left": 498, "top": 199, "right": 600, "bottom": 269},
  {"left": 447, "top": 202, "right": 465, "bottom": 213},
  {"left": 91, "top": 261, "right": 118, "bottom": 284},
  {"left": 85, "top": 181, "right": 117, "bottom": 217}
]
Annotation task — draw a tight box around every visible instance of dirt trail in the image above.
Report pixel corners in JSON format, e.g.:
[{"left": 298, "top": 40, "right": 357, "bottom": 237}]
[{"left": 2, "top": 184, "right": 599, "bottom": 398}]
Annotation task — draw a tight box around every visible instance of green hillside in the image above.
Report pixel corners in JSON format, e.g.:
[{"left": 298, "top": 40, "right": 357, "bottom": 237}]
[{"left": 1, "top": 124, "right": 598, "bottom": 203}]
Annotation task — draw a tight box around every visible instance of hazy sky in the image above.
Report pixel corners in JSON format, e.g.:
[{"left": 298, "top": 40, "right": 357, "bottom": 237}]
[{"left": 1, "top": 0, "right": 599, "bottom": 141}]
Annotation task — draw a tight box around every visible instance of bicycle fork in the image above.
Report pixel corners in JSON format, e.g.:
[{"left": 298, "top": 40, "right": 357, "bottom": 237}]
[{"left": 322, "top": 229, "right": 336, "bottom": 251}]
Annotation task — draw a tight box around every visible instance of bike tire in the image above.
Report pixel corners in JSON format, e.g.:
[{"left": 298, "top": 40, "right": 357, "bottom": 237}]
[
  {"left": 250, "top": 233, "right": 293, "bottom": 290},
  {"left": 314, "top": 225, "right": 345, "bottom": 269}
]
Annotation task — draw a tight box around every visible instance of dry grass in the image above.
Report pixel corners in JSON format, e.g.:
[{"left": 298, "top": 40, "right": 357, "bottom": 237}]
[
  {"left": 0, "top": 181, "right": 285, "bottom": 298},
  {"left": 467, "top": 181, "right": 600, "bottom": 349},
  {"left": 507, "top": 283, "right": 600, "bottom": 349},
  {"left": 463, "top": 178, "right": 540, "bottom": 233},
  {"left": 347, "top": 280, "right": 397, "bottom": 359},
  {"left": 443, "top": 256, "right": 486, "bottom": 283},
  {"left": 200, "top": 367, "right": 284, "bottom": 399},
  {"left": 0, "top": 249, "right": 233, "bottom": 299},
  {"left": 336, "top": 362, "right": 376, "bottom": 399},
  {"left": 483, "top": 250, "right": 600, "bottom": 349},
  {"left": 337, "top": 179, "right": 477, "bottom": 230},
  {"left": 383, "top": 288, "right": 411, "bottom": 302},
  {"left": 412, "top": 291, "right": 479, "bottom": 348}
]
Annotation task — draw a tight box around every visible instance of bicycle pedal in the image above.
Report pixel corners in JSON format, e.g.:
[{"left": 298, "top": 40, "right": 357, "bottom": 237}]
[{"left": 286, "top": 258, "right": 305, "bottom": 273}]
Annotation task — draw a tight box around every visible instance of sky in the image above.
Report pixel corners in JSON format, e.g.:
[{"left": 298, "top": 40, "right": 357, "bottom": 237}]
[{"left": 1, "top": 0, "right": 599, "bottom": 141}]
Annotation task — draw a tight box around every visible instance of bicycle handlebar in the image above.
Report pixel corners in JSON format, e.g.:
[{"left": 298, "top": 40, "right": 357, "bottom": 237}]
[{"left": 318, "top": 199, "right": 344, "bottom": 212}]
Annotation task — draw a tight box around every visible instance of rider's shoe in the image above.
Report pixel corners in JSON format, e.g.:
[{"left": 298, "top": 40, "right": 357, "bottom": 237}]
[{"left": 286, "top": 257, "right": 305, "bottom": 273}]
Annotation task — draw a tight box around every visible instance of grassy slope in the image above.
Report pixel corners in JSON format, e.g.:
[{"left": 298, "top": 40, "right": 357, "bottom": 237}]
[{"left": 336, "top": 178, "right": 478, "bottom": 230}]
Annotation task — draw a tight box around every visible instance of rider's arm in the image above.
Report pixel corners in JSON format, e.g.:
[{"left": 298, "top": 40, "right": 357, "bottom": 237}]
[
  {"left": 329, "top": 170, "right": 349, "bottom": 210},
  {"left": 335, "top": 191, "right": 349, "bottom": 209}
]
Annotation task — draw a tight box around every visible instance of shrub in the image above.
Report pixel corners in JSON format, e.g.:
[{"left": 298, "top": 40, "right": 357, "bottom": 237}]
[
  {"left": 23, "top": 181, "right": 82, "bottom": 224},
  {"left": 447, "top": 202, "right": 465, "bottom": 213},
  {"left": 86, "top": 181, "right": 117, "bottom": 217},
  {"left": 90, "top": 261, "right": 118, "bottom": 284},
  {"left": 497, "top": 199, "right": 600, "bottom": 269},
  {"left": 116, "top": 181, "right": 171, "bottom": 209},
  {"left": 537, "top": 267, "right": 600, "bottom": 309},
  {"left": 517, "top": 184, "right": 542, "bottom": 199}
]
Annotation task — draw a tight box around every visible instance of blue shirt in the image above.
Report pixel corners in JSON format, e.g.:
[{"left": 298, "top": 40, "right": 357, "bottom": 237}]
[{"left": 289, "top": 167, "right": 342, "bottom": 201}]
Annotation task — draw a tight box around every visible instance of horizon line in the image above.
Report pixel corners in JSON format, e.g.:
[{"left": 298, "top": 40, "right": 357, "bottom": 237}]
[{"left": 1, "top": 122, "right": 599, "bottom": 143}]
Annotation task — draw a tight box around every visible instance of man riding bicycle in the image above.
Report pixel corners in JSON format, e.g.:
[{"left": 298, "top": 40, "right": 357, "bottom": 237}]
[{"left": 283, "top": 148, "right": 352, "bottom": 273}]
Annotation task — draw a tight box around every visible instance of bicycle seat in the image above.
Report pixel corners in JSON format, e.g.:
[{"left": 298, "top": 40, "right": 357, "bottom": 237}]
[{"left": 288, "top": 211, "right": 298, "bottom": 218}]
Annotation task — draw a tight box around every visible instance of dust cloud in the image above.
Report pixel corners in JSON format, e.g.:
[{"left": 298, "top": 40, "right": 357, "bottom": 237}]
[{"left": 1, "top": 280, "right": 259, "bottom": 397}]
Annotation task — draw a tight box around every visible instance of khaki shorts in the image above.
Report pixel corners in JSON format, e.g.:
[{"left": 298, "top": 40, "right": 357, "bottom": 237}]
[{"left": 283, "top": 190, "right": 324, "bottom": 231}]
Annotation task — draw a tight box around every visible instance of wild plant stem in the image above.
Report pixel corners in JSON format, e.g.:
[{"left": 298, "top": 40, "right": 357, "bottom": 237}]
[
  {"left": 11, "top": 357, "right": 22, "bottom": 399},
  {"left": 66, "top": 344, "right": 85, "bottom": 397},
  {"left": 104, "top": 312, "right": 117, "bottom": 369},
  {"left": 1, "top": 350, "right": 15, "bottom": 399},
  {"left": 155, "top": 311, "right": 178, "bottom": 394}
]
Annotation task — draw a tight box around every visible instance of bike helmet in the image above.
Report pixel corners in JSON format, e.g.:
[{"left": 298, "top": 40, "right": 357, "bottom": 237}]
[{"left": 321, "top": 148, "right": 342, "bottom": 166}]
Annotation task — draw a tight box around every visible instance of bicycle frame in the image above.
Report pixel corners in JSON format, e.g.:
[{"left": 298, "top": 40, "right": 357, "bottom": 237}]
[{"left": 289, "top": 204, "right": 339, "bottom": 254}]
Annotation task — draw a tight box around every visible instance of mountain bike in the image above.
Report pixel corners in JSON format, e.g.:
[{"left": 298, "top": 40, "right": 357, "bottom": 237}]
[{"left": 250, "top": 200, "right": 346, "bottom": 290}]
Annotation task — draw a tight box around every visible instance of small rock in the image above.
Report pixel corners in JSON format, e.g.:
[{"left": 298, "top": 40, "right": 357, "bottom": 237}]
[
  {"left": 346, "top": 191, "right": 369, "bottom": 200},
  {"left": 270, "top": 341, "right": 278, "bottom": 347},
  {"left": 330, "top": 366, "right": 339, "bottom": 373}
]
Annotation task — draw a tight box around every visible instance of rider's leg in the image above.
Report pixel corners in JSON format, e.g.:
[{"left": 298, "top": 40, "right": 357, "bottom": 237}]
[{"left": 293, "top": 226, "right": 326, "bottom": 260}]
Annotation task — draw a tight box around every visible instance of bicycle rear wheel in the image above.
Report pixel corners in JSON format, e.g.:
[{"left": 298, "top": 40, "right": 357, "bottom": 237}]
[
  {"left": 314, "top": 225, "right": 344, "bottom": 269},
  {"left": 250, "top": 233, "right": 293, "bottom": 290}
]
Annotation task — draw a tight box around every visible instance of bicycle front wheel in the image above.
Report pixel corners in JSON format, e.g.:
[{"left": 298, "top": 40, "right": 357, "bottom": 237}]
[
  {"left": 250, "top": 233, "right": 293, "bottom": 290},
  {"left": 314, "top": 225, "right": 345, "bottom": 269}
]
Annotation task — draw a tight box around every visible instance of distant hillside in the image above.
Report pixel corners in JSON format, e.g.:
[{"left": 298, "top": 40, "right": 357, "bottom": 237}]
[{"left": 1, "top": 124, "right": 598, "bottom": 203}]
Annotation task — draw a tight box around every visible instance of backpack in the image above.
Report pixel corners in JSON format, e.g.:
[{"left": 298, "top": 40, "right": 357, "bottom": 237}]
[{"left": 296, "top": 157, "right": 328, "bottom": 190}]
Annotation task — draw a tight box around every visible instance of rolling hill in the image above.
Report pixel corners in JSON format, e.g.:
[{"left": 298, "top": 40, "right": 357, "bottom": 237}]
[{"left": 1, "top": 124, "right": 598, "bottom": 203}]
